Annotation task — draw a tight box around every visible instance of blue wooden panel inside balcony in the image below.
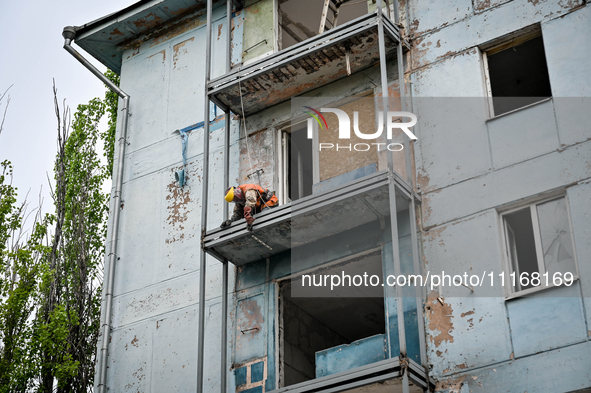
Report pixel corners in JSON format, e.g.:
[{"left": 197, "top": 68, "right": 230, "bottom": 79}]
[{"left": 315, "top": 334, "right": 387, "bottom": 378}]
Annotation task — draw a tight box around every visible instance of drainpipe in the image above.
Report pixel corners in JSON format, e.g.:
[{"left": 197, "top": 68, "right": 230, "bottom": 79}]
[{"left": 62, "top": 26, "right": 130, "bottom": 393}]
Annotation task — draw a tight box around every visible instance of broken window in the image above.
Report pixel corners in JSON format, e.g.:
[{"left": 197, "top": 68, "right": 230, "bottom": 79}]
[
  {"left": 483, "top": 33, "right": 552, "bottom": 116},
  {"left": 278, "top": 252, "right": 386, "bottom": 387},
  {"left": 278, "top": 0, "right": 369, "bottom": 50},
  {"left": 502, "top": 196, "right": 577, "bottom": 295}
]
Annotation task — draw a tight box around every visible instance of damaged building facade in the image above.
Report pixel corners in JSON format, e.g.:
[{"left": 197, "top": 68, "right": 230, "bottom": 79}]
[{"left": 63, "top": 0, "right": 591, "bottom": 392}]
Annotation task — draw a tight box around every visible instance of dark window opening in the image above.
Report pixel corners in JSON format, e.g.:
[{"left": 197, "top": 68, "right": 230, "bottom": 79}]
[
  {"left": 487, "top": 35, "right": 552, "bottom": 116},
  {"left": 504, "top": 208, "right": 538, "bottom": 291},
  {"left": 288, "top": 125, "right": 313, "bottom": 201},
  {"left": 278, "top": 254, "right": 386, "bottom": 387},
  {"left": 279, "top": 0, "right": 368, "bottom": 50}
]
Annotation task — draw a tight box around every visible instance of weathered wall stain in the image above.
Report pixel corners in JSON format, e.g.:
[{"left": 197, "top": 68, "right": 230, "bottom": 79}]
[
  {"left": 165, "top": 163, "right": 195, "bottom": 244},
  {"left": 239, "top": 298, "right": 264, "bottom": 333},
  {"left": 435, "top": 375, "right": 466, "bottom": 392},
  {"left": 426, "top": 293, "right": 454, "bottom": 348},
  {"left": 173, "top": 37, "right": 194, "bottom": 69}
]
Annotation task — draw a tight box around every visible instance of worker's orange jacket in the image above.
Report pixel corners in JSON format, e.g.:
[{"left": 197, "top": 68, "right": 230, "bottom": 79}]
[{"left": 230, "top": 184, "right": 278, "bottom": 222}]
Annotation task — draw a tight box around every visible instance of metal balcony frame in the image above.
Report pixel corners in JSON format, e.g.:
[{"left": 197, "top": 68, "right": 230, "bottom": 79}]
[
  {"left": 196, "top": 1, "right": 429, "bottom": 392},
  {"left": 207, "top": 11, "right": 409, "bottom": 115}
]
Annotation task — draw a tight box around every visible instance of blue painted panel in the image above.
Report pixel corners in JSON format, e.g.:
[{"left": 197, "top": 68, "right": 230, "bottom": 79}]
[
  {"left": 292, "top": 220, "right": 391, "bottom": 276},
  {"left": 241, "top": 387, "right": 263, "bottom": 393},
  {"left": 315, "top": 334, "right": 387, "bottom": 378},
  {"left": 251, "top": 361, "right": 264, "bottom": 383},
  {"left": 397, "top": 210, "right": 422, "bottom": 364},
  {"left": 382, "top": 242, "right": 401, "bottom": 358},
  {"left": 236, "top": 260, "right": 267, "bottom": 291},
  {"left": 507, "top": 283, "right": 587, "bottom": 358},
  {"left": 235, "top": 293, "right": 267, "bottom": 362},
  {"left": 265, "top": 283, "right": 276, "bottom": 391},
  {"left": 313, "top": 163, "right": 377, "bottom": 194},
  {"left": 235, "top": 366, "right": 247, "bottom": 387}
]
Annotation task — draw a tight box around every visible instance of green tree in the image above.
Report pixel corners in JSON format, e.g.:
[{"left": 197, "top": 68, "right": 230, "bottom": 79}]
[
  {"left": 0, "top": 71, "right": 119, "bottom": 392},
  {"left": 36, "top": 74, "right": 119, "bottom": 393},
  {"left": 0, "top": 87, "right": 51, "bottom": 392}
]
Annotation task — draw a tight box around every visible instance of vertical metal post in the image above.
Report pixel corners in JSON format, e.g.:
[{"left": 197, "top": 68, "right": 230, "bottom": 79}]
[
  {"left": 223, "top": 0, "right": 232, "bottom": 220},
  {"left": 394, "top": 0, "right": 413, "bottom": 186},
  {"left": 378, "top": 1, "right": 409, "bottom": 392},
  {"left": 220, "top": 3, "right": 232, "bottom": 393},
  {"left": 410, "top": 198, "right": 429, "bottom": 372},
  {"left": 220, "top": 260, "right": 228, "bottom": 393},
  {"left": 197, "top": 0, "right": 213, "bottom": 392}
]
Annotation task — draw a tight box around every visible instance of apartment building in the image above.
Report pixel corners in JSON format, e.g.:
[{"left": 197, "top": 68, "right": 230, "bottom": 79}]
[{"left": 63, "top": 0, "right": 591, "bottom": 391}]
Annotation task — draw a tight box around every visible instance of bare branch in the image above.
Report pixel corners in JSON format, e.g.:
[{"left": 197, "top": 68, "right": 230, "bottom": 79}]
[{"left": 0, "top": 84, "right": 13, "bottom": 135}]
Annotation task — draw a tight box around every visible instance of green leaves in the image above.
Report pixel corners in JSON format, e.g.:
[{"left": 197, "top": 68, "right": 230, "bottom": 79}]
[{"left": 0, "top": 72, "right": 119, "bottom": 392}]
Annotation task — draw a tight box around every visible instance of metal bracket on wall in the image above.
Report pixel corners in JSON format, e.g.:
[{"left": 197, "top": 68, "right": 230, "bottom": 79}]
[{"left": 243, "top": 39, "right": 268, "bottom": 54}]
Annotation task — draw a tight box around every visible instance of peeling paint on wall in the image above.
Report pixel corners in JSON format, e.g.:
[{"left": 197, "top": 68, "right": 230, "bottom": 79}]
[{"left": 426, "top": 293, "right": 454, "bottom": 348}]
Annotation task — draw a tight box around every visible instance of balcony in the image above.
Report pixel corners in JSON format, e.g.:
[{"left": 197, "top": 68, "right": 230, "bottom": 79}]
[
  {"left": 207, "top": 12, "right": 408, "bottom": 116},
  {"left": 202, "top": 170, "right": 414, "bottom": 266}
]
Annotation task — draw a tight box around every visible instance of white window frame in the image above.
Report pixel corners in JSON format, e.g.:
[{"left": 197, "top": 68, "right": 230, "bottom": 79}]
[
  {"left": 499, "top": 194, "right": 579, "bottom": 299},
  {"left": 276, "top": 120, "right": 319, "bottom": 205}
]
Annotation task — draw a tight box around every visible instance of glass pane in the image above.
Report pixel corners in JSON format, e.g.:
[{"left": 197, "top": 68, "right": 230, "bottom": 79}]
[
  {"left": 536, "top": 198, "right": 576, "bottom": 276},
  {"left": 506, "top": 224, "right": 520, "bottom": 291}
]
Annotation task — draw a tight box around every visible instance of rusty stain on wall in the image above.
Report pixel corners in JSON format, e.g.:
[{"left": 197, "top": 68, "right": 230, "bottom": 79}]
[
  {"left": 147, "top": 49, "right": 166, "bottom": 65},
  {"left": 110, "top": 28, "right": 124, "bottom": 36},
  {"left": 133, "top": 12, "right": 164, "bottom": 30},
  {"left": 435, "top": 375, "right": 466, "bottom": 393},
  {"left": 165, "top": 164, "right": 193, "bottom": 244},
  {"left": 426, "top": 293, "right": 454, "bottom": 348},
  {"left": 173, "top": 37, "right": 194, "bottom": 69},
  {"left": 239, "top": 298, "right": 264, "bottom": 335}
]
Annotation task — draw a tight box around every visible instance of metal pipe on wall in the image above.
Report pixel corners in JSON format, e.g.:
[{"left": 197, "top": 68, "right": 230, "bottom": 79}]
[
  {"left": 197, "top": 0, "right": 213, "bottom": 391},
  {"left": 62, "top": 26, "right": 131, "bottom": 393}
]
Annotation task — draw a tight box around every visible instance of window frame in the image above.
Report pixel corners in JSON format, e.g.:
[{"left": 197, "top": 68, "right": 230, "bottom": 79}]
[
  {"left": 276, "top": 119, "right": 319, "bottom": 205},
  {"left": 499, "top": 193, "right": 579, "bottom": 299},
  {"left": 480, "top": 26, "right": 552, "bottom": 118}
]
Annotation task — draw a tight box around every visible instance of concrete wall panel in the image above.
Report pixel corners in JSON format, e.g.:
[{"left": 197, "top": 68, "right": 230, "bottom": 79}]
[
  {"left": 421, "top": 141, "right": 591, "bottom": 228},
  {"left": 111, "top": 262, "right": 225, "bottom": 329},
  {"left": 168, "top": 32, "right": 206, "bottom": 132},
  {"left": 409, "top": 0, "right": 473, "bottom": 38},
  {"left": 543, "top": 7, "right": 591, "bottom": 146},
  {"left": 422, "top": 211, "right": 512, "bottom": 375},
  {"left": 542, "top": 6, "right": 591, "bottom": 98},
  {"left": 414, "top": 98, "right": 491, "bottom": 193},
  {"left": 114, "top": 171, "right": 163, "bottom": 295},
  {"left": 107, "top": 321, "right": 153, "bottom": 393},
  {"left": 411, "top": 0, "right": 581, "bottom": 69},
  {"left": 437, "top": 341, "right": 591, "bottom": 392},
  {"left": 488, "top": 99, "right": 559, "bottom": 169},
  {"left": 411, "top": 48, "right": 487, "bottom": 97},
  {"left": 507, "top": 283, "right": 587, "bottom": 358},
  {"left": 567, "top": 182, "right": 591, "bottom": 331},
  {"left": 120, "top": 45, "right": 170, "bottom": 154}
]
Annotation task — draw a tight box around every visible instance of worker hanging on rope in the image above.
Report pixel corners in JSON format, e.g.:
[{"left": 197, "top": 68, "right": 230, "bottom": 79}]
[{"left": 221, "top": 184, "right": 279, "bottom": 231}]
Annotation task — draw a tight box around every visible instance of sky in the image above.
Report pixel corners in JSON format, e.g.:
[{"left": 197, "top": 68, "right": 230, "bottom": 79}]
[{"left": 0, "top": 0, "right": 136, "bottom": 211}]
